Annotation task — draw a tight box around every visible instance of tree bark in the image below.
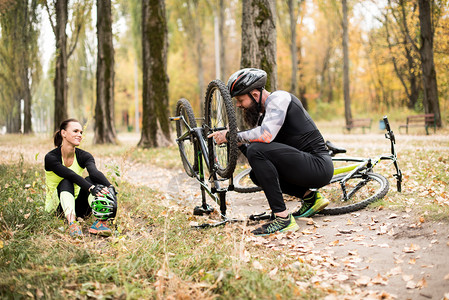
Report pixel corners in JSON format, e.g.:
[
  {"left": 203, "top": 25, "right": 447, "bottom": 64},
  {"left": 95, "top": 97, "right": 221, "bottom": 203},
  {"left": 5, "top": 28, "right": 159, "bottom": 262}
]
[
  {"left": 342, "top": 0, "right": 352, "bottom": 126},
  {"left": 288, "top": 0, "right": 297, "bottom": 95},
  {"left": 418, "top": 0, "right": 441, "bottom": 127},
  {"left": 139, "top": 0, "right": 170, "bottom": 148},
  {"left": 94, "top": 0, "right": 117, "bottom": 144},
  {"left": 53, "top": 0, "right": 69, "bottom": 131},
  {"left": 219, "top": 0, "right": 226, "bottom": 80},
  {"left": 239, "top": 0, "right": 277, "bottom": 129}
]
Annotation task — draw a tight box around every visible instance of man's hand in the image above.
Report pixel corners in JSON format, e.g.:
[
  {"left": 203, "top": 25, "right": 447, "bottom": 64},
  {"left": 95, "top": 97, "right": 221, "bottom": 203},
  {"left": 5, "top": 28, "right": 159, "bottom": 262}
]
[{"left": 207, "top": 130, "right": 228, "bottom": 145}]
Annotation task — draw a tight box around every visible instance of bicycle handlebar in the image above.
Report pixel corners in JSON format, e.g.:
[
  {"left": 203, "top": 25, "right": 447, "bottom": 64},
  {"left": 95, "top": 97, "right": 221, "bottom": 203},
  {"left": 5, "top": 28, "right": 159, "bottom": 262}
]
[{"left": 383, "top": 116, "right": 402, "bottom": 192}]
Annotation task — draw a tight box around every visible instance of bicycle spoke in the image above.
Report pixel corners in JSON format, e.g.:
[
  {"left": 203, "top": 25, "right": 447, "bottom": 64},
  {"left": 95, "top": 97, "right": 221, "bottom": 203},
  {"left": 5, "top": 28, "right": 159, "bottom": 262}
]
[
  {"left": 204, "top": 80, "right": 238, "bottom": 179},
  {"left": 175, "top": 98, "right": 198, "bottom": 177},
  {"left": 320, "top": 173, "right": 389, "bottom": 215}
]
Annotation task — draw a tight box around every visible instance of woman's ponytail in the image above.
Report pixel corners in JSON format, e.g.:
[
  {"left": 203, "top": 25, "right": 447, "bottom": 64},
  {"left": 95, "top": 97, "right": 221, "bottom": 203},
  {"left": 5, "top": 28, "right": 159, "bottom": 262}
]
[
  {"left": 53, "top": 130, "right": 63, "bottom": 147},
  {"left": 53, "top": 118, "right": 80, "bottom": 147}
]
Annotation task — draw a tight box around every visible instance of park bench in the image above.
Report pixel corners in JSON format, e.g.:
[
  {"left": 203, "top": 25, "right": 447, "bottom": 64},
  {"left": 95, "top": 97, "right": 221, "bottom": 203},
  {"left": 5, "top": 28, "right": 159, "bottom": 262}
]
[
  {"left": 343, "top": 118, "right": 372, "bottom": 133},
  {"left": 399, "top": 113, "right": 436, "bottom": 135}
]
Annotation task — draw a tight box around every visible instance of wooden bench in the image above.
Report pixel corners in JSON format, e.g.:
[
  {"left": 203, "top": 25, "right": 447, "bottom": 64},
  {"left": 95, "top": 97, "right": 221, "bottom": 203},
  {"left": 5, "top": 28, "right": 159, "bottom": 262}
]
[
  {"left": 343, "top": 118, "right": 372, "bottom": 133},
  {"left": 399, "top": 114, "right": 436, "bottom": 135}
]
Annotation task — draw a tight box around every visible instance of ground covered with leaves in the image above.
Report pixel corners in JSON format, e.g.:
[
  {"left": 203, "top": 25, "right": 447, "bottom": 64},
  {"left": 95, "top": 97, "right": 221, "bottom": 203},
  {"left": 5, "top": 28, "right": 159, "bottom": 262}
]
[{"left": 1, "top": 129, "right": 449, "bottom": 299}]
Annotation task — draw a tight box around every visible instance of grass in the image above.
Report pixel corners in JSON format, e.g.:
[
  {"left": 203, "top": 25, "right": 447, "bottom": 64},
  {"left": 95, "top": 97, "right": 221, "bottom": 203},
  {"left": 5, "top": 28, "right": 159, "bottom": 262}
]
[
  {"left": 1, "top": 121, "right": 448, "bottom": 298},
  {"left": 0, "top": 161, "right": 317, "bottom": 299}
]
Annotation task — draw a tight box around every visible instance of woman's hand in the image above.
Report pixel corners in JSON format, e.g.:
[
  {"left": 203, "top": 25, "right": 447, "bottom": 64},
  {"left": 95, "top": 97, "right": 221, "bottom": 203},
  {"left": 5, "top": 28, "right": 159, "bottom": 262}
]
[
  {"left": 207, "top": 130, "right": 228, "bottom": 145},
  {"left": 89, "top": 184, "right": 109, "bottom": 197}
]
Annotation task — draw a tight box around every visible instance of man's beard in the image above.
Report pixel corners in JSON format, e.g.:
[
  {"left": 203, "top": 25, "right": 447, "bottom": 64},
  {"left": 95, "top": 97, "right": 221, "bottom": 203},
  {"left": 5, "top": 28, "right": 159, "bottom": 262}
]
[{"left": 242, "top": 100, "right": 260, "bottom": 128}]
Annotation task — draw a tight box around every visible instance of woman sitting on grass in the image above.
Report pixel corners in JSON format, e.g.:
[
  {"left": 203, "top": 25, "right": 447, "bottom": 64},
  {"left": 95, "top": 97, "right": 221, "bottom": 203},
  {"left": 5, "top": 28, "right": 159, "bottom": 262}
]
[{"left": 44, "top": 118, "right": 117, "bottom": 238}]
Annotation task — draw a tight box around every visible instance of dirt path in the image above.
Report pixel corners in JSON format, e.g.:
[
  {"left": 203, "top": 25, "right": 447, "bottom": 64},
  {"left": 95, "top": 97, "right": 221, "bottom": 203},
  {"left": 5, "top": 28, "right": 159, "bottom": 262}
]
[{"left": 123, "top": 159, "right": 449, "bottom": 300}]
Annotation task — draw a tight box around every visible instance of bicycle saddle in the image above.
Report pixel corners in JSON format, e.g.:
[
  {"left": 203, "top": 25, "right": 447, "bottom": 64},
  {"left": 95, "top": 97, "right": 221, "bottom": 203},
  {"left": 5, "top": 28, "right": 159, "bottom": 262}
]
[{"left": 326, "top": 140, "right": 347, "bottom": 156}]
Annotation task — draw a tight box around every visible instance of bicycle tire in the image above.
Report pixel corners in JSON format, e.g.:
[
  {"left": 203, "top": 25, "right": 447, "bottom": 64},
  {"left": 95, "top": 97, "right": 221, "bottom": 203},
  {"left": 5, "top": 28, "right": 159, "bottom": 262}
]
[
  {"left": 204, "top": 79, "right": 238, "bottom": 179},
  {"left": 234, "top": 167, "right": 262, "bottom": 193},
  {"left": 319, "top": 172, "right": 389, "bottom": 215},
  {"left": 175, "top": 98, "right": 198, "bottom": 177}
]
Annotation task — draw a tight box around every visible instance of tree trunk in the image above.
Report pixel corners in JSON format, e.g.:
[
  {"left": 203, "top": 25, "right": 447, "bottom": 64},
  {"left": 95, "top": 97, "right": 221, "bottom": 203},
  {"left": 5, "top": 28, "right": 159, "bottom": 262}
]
[
  {"left": 342, "top": 0, "right": 352, "bottom": 126},
  {"left": 418, "top": 0, "right": 441, "bottom": 127},
  {"left": 139, "top": 0, "right": 170, "bottom": 148},
  {"left": 6, "top": 100, "right": 21, "bottom": 133},
  {"left": 288, "top": 0, "right": 297, "bottom": 95},
  {"left": 94, "top": 0, "right": 117, "bottom": 144},
  {"left": 239, "top": 0, "right": 277, "bottom": 129},
  {"left": 22, "top": 82, "right": 32, "bottom": 134},
  {"left": 219, "top": 0, "right": 226, "bottom": 80},
  {"left": 0, "top": 0, "right": 39, "bottom": 134},
  {"left": 53, "top": 0, "right": 69, "bottom": 131},
  {"left": 241, "top": 0, "right": 277, "bottom": 89}
]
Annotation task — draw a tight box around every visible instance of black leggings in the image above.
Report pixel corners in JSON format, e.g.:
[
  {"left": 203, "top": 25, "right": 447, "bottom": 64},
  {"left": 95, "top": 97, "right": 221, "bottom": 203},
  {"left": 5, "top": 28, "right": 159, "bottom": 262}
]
[
  {"left": 245, "top": 142, "right": 334, "bottom": 213},
  {"left": 56, "top": 177, "right": 93, "bottom": 218}
]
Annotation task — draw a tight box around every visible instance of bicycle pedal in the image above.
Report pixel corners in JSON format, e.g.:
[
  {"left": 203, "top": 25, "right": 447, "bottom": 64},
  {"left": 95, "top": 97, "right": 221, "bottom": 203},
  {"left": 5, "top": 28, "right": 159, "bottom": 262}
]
[{"left": 193, "top": 204, "right": 215, "bottom": 216}]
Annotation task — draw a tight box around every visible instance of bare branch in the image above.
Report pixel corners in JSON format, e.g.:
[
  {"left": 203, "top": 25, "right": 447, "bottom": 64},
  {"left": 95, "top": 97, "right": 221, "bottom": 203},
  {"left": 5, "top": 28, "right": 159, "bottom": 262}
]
[{"left": 44, "top": 0, "right": 57, "bottom": 36}]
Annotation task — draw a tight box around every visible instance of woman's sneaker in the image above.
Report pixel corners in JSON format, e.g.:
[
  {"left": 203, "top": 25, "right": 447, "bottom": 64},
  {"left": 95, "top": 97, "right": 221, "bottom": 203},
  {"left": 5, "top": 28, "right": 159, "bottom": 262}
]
[
  {"left": 89, "top": 220, "right": 112, "bottom": 237},
  {"left": 68, "top": 221, "right": 83, "bottom": 238},
  {"left": 251, "top": 214, "right": 299, "bottom": 236},
  {"left": 292, "top": 191, "right": 329, "bottom": 218}
]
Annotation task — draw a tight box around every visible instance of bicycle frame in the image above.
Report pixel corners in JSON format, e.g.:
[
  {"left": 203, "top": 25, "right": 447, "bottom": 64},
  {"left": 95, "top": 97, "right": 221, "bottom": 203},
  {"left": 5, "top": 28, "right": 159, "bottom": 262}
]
[
  {"left": 170, "top": 114, "right": 234, "bottom": 226},
  {"left": 329, "top": 116, "right": 402, "bottom": 200}
]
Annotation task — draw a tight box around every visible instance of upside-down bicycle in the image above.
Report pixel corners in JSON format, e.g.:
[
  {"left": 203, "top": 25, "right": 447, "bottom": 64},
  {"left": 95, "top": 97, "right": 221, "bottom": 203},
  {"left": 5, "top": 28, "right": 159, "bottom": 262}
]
[
  {"left": 170, "top": 79, "right": 240, "bottom": 227},
  {"left": 233, "top": 116, "right": 403, "bottom": 217}
]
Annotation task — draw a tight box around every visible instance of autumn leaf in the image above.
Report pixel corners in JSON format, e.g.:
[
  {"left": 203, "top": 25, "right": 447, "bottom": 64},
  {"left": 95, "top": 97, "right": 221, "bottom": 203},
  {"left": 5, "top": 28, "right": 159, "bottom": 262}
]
[
  {"left": 406, "top": 280, "right": 416, "bottom": 289},
  {"left": 252, "top": 260, "right": 263, "bottom": 270},
  {"left": 403, "top": 243, "right": 420, "bottom": 253},
  {"left": 416, "top": 277, "right": 427, "bottom": 289},
  {"left": 268, "top": 267, "right": 278, "bottom": 279},
  {"left": 354, "top": 275, "right": 371, "bottom": 286},
  {"left": 402, "top": 274, "right": 414, "bottom": 282},
  {"left": 328, "top": 240, "right": 339, "bottom": 247},
  {"left": 372, "top": 273, "right": 388, "bottom": 285}
]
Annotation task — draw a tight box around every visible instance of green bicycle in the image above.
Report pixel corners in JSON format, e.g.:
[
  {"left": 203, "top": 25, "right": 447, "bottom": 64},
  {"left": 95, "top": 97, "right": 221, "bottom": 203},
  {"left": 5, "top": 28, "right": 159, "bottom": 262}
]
[{"left": 234, "top": 116, "right": 402, "bottom": 216}]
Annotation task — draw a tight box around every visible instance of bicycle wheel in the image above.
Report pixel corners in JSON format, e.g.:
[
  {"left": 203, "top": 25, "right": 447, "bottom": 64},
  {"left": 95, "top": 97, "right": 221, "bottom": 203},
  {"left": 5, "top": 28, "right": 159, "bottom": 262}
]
[
  {"left": 175, "top": 98, "right": 198, "bottom": 177},
  {"left": 204, "top": 79, "right": 238, "bottom": 179},
  {"left": 319, "top": 172, "right": 389, "bottom": 215},
  {"left": 234, "top": 167, "right": 262, "bottom": 193}
]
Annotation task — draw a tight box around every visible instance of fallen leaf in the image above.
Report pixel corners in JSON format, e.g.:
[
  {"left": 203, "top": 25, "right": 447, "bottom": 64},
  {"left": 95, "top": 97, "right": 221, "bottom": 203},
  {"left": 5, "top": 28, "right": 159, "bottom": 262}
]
[
  {"left": 402, "top": 274, "right": 414, "bottom": 282},
  {"left": 268, "top": 267, "right": 278, "bottom": 278},
  {"left": 329, "top": 240, "right": 340, "bottom": 246},
  {"left": 406, "top": 280, "right": 416, "bottom": 289},
  {"left": 377, "top": 225, "right": 388, "bottom": 235},
  {"left": 403, "top": 243, "right": 420, "bottom": 253},
  {"left": 372, "top": 273, "right": 388, "bottom": 285},
  {"left": 346, "top": 219, "right": 354, "bottom": 225},
  {"left": 388, "top": 266, "right": 402, "bottom": 276},
  {"left": 416, "top": 277, "right": 427, "bottom": 289},
  {"left": 354, "top": 275, "right": 371, "bottom": 286},
  {"left": 334, "top": 273, "right": 349, "bottom": 282},
  {"left": 409, "top": 258, "right": 416, "bottom": 264},
  {"left": 387, "top": 213, "right": 398, "bottom": 219},
  {"left": 253, "top": 260, "right": 263, "bottom": 270},
  {"left": 419, "top": 216, "right": 425, "bottom": 223}
]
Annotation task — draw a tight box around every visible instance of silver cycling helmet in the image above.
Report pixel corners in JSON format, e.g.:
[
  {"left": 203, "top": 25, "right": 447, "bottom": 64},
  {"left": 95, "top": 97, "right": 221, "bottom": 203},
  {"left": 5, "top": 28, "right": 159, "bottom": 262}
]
[{"left": 227, "top": 68, "right": 267, "bottom": 97}]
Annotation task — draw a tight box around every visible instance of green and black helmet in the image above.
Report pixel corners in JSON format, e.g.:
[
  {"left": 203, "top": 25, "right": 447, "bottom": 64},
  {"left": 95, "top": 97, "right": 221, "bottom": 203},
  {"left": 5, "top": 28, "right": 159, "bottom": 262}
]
[{"left": 91, "top": 186, "right": 117, "bottom": 220}]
